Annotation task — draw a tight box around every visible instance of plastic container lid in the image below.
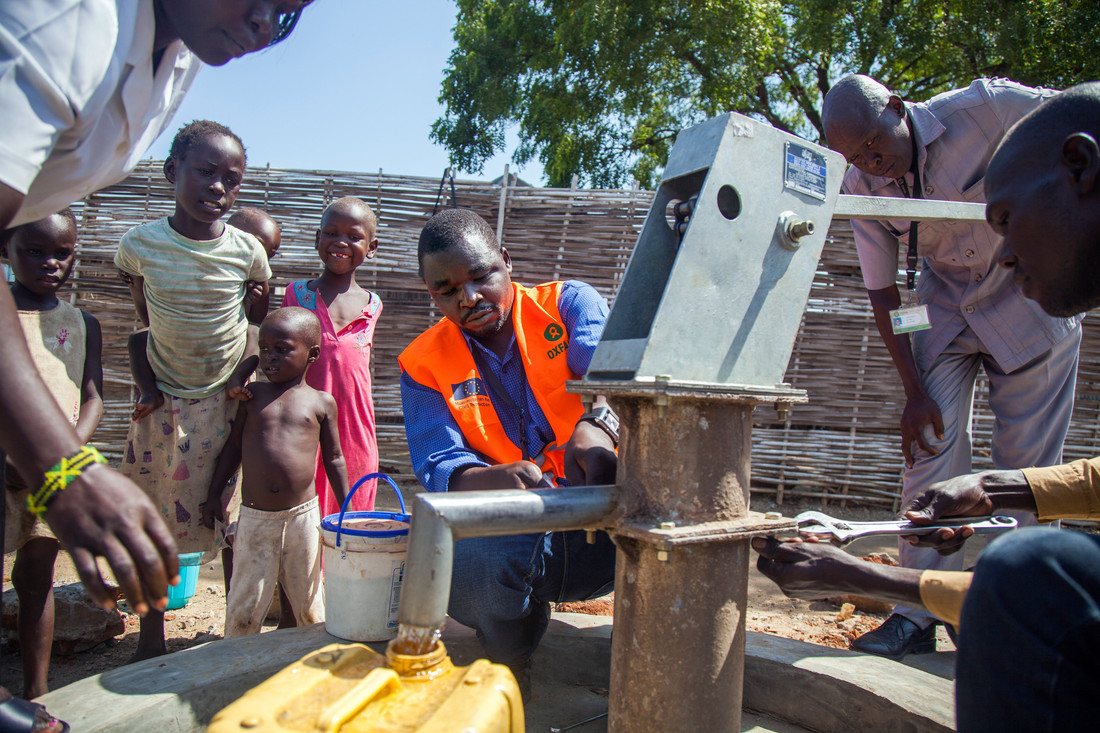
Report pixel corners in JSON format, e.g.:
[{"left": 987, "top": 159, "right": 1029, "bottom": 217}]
[
  {"left": 320, "top": 511, "right": 410, "bottom": 538},
  {"left": 321, "top": 472, "right": 411, "bottom": 546}
]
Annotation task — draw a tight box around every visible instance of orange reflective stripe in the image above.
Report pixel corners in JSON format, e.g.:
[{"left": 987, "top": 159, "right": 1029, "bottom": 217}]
[{"left": 400, "top": 282, "right": 583, "bottom": 482}]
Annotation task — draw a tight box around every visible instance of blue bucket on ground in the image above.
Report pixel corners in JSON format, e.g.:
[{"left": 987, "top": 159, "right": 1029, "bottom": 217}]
[
  {"left": 320, "top": 473, "right": 410, "bottom": 641},
  {"left": 167, "top": 551, "right": 204, "bottom": 610}
]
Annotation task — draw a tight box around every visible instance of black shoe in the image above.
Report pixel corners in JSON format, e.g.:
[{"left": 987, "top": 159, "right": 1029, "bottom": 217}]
[{"left": 850, "top": 614, "right": 936, "bottom": 660}]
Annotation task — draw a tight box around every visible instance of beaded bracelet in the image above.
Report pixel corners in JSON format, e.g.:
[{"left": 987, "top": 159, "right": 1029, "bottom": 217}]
[{"left": 27, "top": 445, "right": 107, "bottom": 518}]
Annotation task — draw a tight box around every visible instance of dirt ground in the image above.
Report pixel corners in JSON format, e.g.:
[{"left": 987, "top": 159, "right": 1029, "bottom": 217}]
[{"left": 1, "top": 496, "right": 929, "bottom": 698}]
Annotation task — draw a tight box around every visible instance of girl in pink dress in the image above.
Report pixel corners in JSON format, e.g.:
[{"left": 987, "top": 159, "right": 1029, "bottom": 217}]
[{"left": 282, "top": 197, "right": 382, "bottom": 516}]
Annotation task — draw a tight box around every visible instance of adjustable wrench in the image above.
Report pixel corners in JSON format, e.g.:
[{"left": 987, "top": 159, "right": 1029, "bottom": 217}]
[{"left": 790, "top": 510, "right": 1018, "bottom": 547}]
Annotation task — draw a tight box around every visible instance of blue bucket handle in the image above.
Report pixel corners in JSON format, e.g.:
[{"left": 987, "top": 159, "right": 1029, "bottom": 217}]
[{"left": 335, "top": 473, "right": 406, "bottom": 548}]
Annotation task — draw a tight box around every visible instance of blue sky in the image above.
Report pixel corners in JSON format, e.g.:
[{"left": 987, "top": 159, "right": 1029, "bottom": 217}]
[{"left": 147, "top": 0, "right": 543, "bottom": 184}]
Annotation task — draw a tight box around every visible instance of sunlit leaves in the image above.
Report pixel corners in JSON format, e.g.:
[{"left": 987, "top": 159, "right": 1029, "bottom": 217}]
[{"left": 433, "top": 0, "right": 1099, "bottom": 187}]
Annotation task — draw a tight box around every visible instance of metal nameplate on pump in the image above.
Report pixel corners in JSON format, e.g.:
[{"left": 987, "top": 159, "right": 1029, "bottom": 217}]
[
  {"left": 890, "top": 304, "right": 932, "bottom": 334},
  {"left": 783, "top": 141, "right": 828, "bottom": 201}
]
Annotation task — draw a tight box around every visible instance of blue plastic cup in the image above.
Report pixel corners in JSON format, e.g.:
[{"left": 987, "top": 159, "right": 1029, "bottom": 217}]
[{"left": 166, "top": 551, "right": 204, "bottom": 610}]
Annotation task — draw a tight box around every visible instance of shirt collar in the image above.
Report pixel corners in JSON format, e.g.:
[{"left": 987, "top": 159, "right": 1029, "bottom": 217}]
[
  {"left": 462, "top": 330, "right": 517, "bottom": 368},
  {"left": 122, "top": 1, "right": 198, "bottom": 136},
  {"left": 125, "top": 0, "right": 192, "bottom": 71}
]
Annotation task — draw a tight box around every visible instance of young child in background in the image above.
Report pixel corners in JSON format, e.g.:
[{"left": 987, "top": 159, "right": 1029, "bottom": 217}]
[
  {"left": 281, "top": 197, "right": 382, "bottom": 516},
  {"left": 230, "top": 207, "right": 282, "bottom": 324},
  {"left": 230, "top": 206, "right": 281, "bottom": 261},
  {"left": 127, "top": 207, "right": 279, "bottom": 421},
  {"left": 1, "top": 209, "right": 103, "bottom": 698},
  {"left": 202, "top": 307, "right": 348, "bottom": 637},
  {"left": 114, "top": 120, "right": 271, "bottom": 659}
]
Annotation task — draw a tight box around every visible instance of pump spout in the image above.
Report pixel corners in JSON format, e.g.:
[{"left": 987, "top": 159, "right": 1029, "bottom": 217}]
[{"left": 398, "top": 485, "right": 619, "bottom": 631}]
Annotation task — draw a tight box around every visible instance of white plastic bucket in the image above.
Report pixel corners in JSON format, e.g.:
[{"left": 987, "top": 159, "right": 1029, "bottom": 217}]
[{"left": 320, "top": 473, "right": 410, "bottom": 642}]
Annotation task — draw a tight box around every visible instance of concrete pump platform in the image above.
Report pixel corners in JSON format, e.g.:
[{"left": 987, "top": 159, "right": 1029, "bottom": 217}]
[{"left": 37, "top": 613, "right": 954, "bottom": 732}]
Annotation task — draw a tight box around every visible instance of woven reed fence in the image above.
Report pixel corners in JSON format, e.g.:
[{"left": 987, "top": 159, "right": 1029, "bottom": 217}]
[{"left": 60, "top": 161, "right": 1100, "bottom": 510}]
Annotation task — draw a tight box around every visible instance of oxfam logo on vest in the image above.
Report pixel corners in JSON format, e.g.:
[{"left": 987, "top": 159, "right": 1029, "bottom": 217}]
[{"left": 544, "top": 323, "right": 568, "bottom": 359}]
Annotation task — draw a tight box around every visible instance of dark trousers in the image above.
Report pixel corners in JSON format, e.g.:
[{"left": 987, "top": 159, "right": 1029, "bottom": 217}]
[
  {"left": 956, "top": 527, "right": 1100, "bottom": 732},
  {"left": 447, "top": 529, "right": 616, "bottom": 667}
]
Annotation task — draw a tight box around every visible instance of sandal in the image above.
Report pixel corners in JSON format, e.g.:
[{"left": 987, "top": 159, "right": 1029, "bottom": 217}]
[{"left": 0, "top": 691, "right": 69, "bottom": 733}]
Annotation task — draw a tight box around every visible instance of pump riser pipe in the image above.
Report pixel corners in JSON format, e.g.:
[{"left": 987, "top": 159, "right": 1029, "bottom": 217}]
[{"left": 608, "top": 396, "right": 753, "bottom": 733}]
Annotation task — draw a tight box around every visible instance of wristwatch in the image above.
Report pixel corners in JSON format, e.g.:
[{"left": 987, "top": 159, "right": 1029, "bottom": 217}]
[{"left": 579, "top": 405, "right": 619, "bottom": 447}]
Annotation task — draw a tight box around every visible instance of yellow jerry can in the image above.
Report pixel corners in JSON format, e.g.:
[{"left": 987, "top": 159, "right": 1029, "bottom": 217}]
[{"left": 206, "top": 641, "right": 523, "bottom": 732}]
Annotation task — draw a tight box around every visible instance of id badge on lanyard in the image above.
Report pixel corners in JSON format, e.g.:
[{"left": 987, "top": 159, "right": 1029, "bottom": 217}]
[{"left": 890, "top": 303, "right": 932, "bottom": 334}]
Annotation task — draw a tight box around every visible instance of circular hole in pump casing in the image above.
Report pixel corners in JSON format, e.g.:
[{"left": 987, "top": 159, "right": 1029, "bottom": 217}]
[{"left": 717, "top": 184, "right": 741, "bottom": 220}]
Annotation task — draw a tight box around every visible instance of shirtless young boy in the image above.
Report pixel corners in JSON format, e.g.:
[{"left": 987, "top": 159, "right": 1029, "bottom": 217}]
[{"left": 201, "top": 306, "right": 349, "bottom": 636}]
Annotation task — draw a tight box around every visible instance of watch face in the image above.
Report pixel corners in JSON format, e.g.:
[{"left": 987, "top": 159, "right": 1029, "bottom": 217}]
[
  {"left": 599, "top": 407, "right": 619, "bottom": 434},
  {"left": 584, "top": 406, "right": 619, "bottom": 443}
]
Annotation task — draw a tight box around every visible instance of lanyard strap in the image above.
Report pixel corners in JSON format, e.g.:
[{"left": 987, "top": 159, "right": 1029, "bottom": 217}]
[
  {"left": 896, "top": 129, "right": 923, "bottom": 292},
  {"left": 469, "top": 345, "right": 531, "bottom": 461}
]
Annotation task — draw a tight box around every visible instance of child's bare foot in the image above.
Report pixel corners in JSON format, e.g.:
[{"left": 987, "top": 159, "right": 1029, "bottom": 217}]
[
  {"left": 129, "top": 644, "right": 167, "bottom": 664},
  {"left": 22, "top": 681, "right": 48, "bottom": 703},
  {"left": 132, "top": 391, "right": 164, "bottom": 421},
  {"left": 227, "top": 384, "right": 253, "bottom": 401}
]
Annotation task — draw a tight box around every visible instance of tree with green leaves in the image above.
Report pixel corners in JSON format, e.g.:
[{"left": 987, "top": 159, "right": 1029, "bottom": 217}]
[{"left": 432, "top": 0, "right": 1099, "bottom": 187}]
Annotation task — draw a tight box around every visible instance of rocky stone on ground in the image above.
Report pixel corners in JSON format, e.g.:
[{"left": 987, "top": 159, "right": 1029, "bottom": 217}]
[{"left": 2, "top": 583, "right": 125, "bottom": 655}]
